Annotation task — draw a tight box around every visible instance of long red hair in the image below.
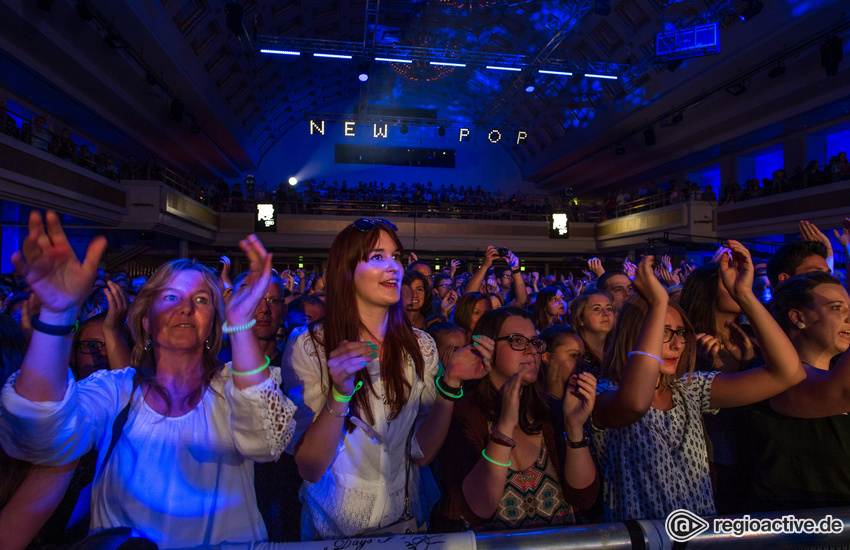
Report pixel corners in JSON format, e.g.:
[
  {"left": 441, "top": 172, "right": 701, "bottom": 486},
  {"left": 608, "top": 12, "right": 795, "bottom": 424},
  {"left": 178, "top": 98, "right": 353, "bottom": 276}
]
[{"left": 312, "top": 221, "right": 424, "bottom": 430}]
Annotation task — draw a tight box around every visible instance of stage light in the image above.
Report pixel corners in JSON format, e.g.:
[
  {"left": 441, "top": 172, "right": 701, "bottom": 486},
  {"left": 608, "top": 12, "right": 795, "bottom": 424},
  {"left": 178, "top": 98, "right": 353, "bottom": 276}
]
[
  {"left": 585, "top": 73, "right": 617, "bottom": 80},
  {"left": 768, "top": 63, "right": 786, "bottom": 79},
  {"left": 644, "top": 127, "right": 656, "bottom": 147},
  {"left": 725, "top": 81, "right": 747, "bottom": 96},
  {"left": 374, "top": 57, "right": 412, "bottom": 63},
  {"left": 314, "top": 53, "right": 353, "bottom": 59},
  {"left": 288, "top": 177, "right": 297, "bottom": 186},
  {"left": 539, "top": 69, "right": 573, "bottom": 76},
  {"left": 438, "top": 126, "right": 446, "bottom": 137},
  {"left": 358, "top": 62, "right": 369, "bottom": 82},
  {"left": 260, "top": 49, "right": 301, "bottom": 56},
  {"left": 430, "top": 61, "right": 467, "bottom": 67},
  {"left": 486, "top": 66, "right": 522, "bottom": 72},
  {"left": 821, "top": 36, "right": 843, "bottom": 77},
  {"left": 594, "top": 0, "right": 611, "bottom": 16},
  {"left": 524, "top": 78, "right": 536, "bottom": 93},
  {"left": 739, "top": 0, "right": 763, "bottom": 22},
  {"left": 400, "top": 124, "right": 408, "bottom": 134}
]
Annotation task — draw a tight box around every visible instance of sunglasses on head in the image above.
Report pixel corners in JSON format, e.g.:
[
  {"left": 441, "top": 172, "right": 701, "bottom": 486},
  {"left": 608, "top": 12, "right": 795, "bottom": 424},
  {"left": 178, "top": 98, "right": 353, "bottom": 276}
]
[{"left": 353, "top": 218, "right": 398, "bottom": 232}]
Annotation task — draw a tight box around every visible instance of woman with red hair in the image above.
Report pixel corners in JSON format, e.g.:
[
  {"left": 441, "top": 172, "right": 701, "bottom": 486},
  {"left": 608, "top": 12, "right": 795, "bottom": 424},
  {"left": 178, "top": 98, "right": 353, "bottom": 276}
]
[{"left": 282, "top": 218, "right": 492, "bottom": 540}]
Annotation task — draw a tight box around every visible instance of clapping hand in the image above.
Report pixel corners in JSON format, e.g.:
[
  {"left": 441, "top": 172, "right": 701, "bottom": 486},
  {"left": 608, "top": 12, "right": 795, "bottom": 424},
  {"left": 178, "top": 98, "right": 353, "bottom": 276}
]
[
  {"left": 718, "top": 240, "right": 755, "bottom": 304},
  {"left": 562, "top": 372, "right": 597, "bottom": 431},
  {"left": 226, "top": 234, "right": 272, "bottom": 326},
  {"left": 444, "top": 335, "right": 493, "bottom": 385},
  {"left": 632, "top": 256, "right": 668, "bottom": 307}
]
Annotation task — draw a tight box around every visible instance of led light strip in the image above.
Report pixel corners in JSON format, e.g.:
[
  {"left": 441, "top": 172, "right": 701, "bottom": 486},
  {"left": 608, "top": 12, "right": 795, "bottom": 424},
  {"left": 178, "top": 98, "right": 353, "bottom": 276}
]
[
  {"left": 430, "top": 61, "right": 467, "bottom": 67},
  {"left": 313, "top": 53, "right": 353, "bottom": 59},
  {"left": 374, "top": 57, "right": 413, "bottom": 63},
  {"left": 585, "top": 73, "right": 618, "bottom": 80},
  {"left": 538, "top": 69, "right": 573, "bottom": 76},
  {"left": 260, "top": 49, "right": 301, "bottom": 56},
  {"left": 486, "top": 65, "right": 522, "bottom": 72}
]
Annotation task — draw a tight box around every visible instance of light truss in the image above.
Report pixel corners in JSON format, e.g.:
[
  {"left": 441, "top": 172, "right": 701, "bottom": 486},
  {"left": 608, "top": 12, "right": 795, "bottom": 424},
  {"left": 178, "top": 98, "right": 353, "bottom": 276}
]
[{"left": 256, "top": 35, "right": 628, "bottom": 76}]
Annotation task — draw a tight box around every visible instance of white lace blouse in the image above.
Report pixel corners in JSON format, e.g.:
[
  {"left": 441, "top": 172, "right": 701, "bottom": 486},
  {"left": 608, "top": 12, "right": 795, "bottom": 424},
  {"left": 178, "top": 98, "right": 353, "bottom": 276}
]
[
  {"left": 0, "top": 366, "right": 295, "bottom": 549},
  {"left": 281, "top": 325, "right": 441, "bottom": 540}
]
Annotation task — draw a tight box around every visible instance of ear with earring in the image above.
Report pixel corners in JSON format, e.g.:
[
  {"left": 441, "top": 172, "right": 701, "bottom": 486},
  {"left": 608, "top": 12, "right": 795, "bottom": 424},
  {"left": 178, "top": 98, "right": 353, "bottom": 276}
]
[
  {"left": 144, "top": 336, "right": 152, "bottom": 351},
  {"left": 796, "top": 321, "right": 806, "bottom": 330}
]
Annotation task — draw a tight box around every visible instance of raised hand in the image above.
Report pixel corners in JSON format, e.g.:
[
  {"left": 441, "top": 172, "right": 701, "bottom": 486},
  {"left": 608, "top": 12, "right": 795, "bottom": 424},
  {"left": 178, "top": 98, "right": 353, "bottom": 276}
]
[
  {"left": 833, "top": 218, "right": 850, "bottom": 249},
  {"left": 587, "top": 258, "right": 605, "bottom": 277},
  {"left": 444, "top": 335, "right": 493, "bottom": 384},
  {"left": 694, "top": 332, "right": 722, "bottom": 370},
  {"left": 495, "top": 372, "right": 522, "bottom": 435},
  {"left": 408, "top": 251, "right": 418, "bottom": 266},
  {"left": 482, "top": 246, "right": 499, "bottom": 269},
  {"left": 563, "top": 372, "right": 597, "bottom": 431},
  {"left": 11, "top": 210, "right": 106, "bottom": 314},
  {"left": 632, "top": 256, "right": 668, "bottom": 307},
  {"left": 718, "top": 320, "right": 755, "bottom": 365},
  {"left": 219, "top": 255, "right": 232, "bottom": 290},
  {"left": 103, "top": 280, "right": 129, "bottom": 332},
  {"left": 505, "top": 251, "right": 519, "bottom": 269},
  {"left": 450, "top": 259, "right": 461, "bottom": 276},
  {"left": 226, "top": 234, "right": 272, "bottom": 326},
  {"left": 440, "top": 290, "right": 458, "bottom": 318},
  {"left": 622, "top": 257, "right": 637, "bottom": 279},
  {"left": 718, "top": 240, "right": 755, "bottom": 303},
  {"left": 327, "top": 340, "right": 372, "bottom": 394},
  {"left": 661, "top": 255, "right": 673, "bottom": 273},
  {"left": 799, "top": 220, "right": 831, "bottom": 248}
]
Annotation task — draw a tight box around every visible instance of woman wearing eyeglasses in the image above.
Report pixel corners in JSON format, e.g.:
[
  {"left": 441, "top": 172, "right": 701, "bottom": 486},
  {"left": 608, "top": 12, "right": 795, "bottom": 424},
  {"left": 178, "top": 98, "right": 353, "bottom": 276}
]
[
  {"left": 281, "top": 218, "right": 492, "bottom": 540},
  {"left": 436, "top": 307, "right": 599, "bottom": 531},
  {"left": 589, "top": 247, "right": 805, "bottom": 522}
]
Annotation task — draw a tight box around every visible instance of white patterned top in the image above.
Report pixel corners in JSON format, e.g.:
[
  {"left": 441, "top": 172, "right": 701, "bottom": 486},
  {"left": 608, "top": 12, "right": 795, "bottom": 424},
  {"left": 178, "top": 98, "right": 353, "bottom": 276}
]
[
  {"left": 281, "top": 325, "right": 440, "bottom": 540},
  {"left": 0, "top": 366, "right": 295, "bottom": 549},
  {"left": 590, "top": 371, "right": 719, "bottom": 521}
]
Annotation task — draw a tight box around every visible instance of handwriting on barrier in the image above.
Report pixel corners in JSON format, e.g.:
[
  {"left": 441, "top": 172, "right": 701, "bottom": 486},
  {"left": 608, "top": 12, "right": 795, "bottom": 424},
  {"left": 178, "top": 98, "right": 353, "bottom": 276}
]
[{"left": 326, "top": 534, "right": 446, "bottom": 550}]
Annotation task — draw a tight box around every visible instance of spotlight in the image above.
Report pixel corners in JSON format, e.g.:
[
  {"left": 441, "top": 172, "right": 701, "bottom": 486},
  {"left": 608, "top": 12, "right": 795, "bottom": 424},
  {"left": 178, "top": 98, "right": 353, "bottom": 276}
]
[
  {"left": 821, "top": 36, "right": 843, "bottom": 77},
  {"left": 75, "top": 2, "right": 94, "bottom": 21},
  {"left": 224, "top": 2, "right": 244, "bottom": 35},
  {"left": 768, "top": 63, "right": 786, "bottom": 79},
  {"left": 400, "top": 124, "right": 408, "bottom": 134},
  {"left": 594, "top": 0, "right": 611, "bottom": 16},
  {"left": 615, "top": 146, "right": 626, "bottom": 155},
  {"left": 169, "top": 100, "right": 184, "bottom": 122},
  {"left": 644, "top": 127, "right": 656, "bottom": 147},
  {"left": 739, "top": 0, "right": 763, "bottom": 22},
  {"left": 145, "top": 73, "right": 158, "bottom": 86},
  {"left": 358, "top": 62, "right": 369, "bottom": 82},
  {"left": 288, "top": 177, "right": 297, "bottom": 186},
  {"left": 524, "top": 79, "right": 536, "bottom": 93},
  {"left": 725, "top": 81, "right": 747, "bottom": 96},
  {"left": 671, "top": 112, "right": 683, "bottom": 124},
  {"left": 438, "top": 126, "right": 446, "bottom": 137}
]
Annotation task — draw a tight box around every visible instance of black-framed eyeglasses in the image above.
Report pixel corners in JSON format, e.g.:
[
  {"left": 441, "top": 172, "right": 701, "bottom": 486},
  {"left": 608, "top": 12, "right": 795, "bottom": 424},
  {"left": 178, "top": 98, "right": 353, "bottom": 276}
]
[
  {"left": 496, "top": 334, "right": 547, "bottom": 353},
  {"left": 437, "top": 283, "right": 452, "bottom": 289},
  {"left": 262, "top": 297, "right": 283, "bottom": 306},
  {"left": 353, "top": 218, "right": 398, "bottom": 232},
  {"left": 663, "top": 328, "right": 692, "bottom": 344},
  {"left": 76, "top": 340, "right": 105, "bottom": 354}
]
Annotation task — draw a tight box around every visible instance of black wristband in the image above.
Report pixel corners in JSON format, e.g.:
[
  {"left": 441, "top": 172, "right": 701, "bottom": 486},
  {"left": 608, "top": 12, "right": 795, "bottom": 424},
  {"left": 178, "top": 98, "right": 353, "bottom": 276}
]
[
  {"left": 30, "top": 314, "right": 79, "bottom": 336},
  {"left": 511, "top": 267, "right": 521, "bottom": 274},
  {"left": 564, "top": 431, "right": 589, "bottom": 448}
]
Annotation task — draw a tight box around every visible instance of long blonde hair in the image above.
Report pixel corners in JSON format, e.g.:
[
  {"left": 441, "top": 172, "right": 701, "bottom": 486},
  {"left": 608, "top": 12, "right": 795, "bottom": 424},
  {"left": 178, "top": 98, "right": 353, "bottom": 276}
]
[{"left": 127, "top": 259, "right": 225, "bottom": 414}]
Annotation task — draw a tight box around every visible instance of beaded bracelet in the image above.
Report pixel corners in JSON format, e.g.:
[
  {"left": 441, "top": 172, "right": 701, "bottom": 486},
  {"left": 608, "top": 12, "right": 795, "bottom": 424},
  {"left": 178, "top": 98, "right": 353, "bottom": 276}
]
[
  {"left": 481, "top": 449, "right": 511, "bottom": 468},
  {"left": 325, "top": 399, "right": 349, "bottom": 418},
  {"left": 488, "top": 427, "right": 516, "bottom": 448},
  {"left": 222, "top": 319, "right": 257, "bottom": 334},
  {"left": 332, "top": 380, "right": 363, "bottom": 403},
  {"left": 31, "top": 314, "right": 79, "bottom": 336},
  {"left": 564, "top": 431, "right": 589, "bottom": 449},
  {"left": 435, "top": 375, "right": 463, "bottom": 400},
  {"left": 231, "top": 355, "right": 270, "bottom": 376},
  {"left": 628, "top": 350, "right": 662, "bottom": 364}
]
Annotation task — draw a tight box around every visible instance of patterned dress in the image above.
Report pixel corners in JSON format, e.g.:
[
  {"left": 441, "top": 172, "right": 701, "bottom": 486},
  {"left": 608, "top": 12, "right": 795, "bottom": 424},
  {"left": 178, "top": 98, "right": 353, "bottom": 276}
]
[{"left": 590, "top": 371, "right": 718, "bottom": 521}]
